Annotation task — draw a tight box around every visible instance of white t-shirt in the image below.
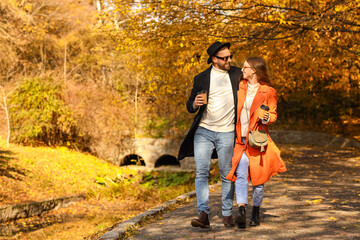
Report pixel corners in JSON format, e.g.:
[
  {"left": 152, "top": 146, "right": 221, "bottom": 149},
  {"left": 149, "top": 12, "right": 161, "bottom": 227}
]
[
  {"left": 199, "top": 66, "right": 235, "bottom": 132},
  {"left": 240, "top": 83, "right": 259, "bottom": 137}
]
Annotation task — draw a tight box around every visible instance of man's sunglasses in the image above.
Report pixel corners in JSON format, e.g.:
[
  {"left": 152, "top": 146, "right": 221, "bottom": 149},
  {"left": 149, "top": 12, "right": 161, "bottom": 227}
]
[{"left": 215, "top": 55, "right": 233, "bottom": 61}]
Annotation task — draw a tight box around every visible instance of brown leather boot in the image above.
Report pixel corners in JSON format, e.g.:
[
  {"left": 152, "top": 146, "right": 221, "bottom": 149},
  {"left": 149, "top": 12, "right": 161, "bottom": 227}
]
[
  {"left": 191, "top": 211, "right": 210, "bottom": 228},
  {"left": 223, "top": 215, "right": 235, "bottom": 227}
]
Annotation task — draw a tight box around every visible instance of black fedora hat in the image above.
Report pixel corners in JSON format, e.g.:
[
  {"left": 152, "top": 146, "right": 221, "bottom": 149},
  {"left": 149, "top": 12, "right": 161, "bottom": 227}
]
[{"left": 207, "top": 41, "right": 231, "bottom": 64}]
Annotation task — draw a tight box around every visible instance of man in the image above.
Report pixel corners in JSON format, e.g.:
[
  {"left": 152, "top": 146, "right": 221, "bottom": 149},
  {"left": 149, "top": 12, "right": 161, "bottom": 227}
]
[{"left": 177, "top": 41, "right": 242, "bottom": 228}]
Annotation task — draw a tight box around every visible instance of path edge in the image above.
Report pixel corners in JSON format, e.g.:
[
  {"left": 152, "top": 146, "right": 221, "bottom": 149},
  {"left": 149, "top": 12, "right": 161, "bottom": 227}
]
[
  {"left": 97, "top": 183, "right": 220, "bottom": 240},
  {"left": 0, "top": 194, "right": 86, "bottom": 223}
]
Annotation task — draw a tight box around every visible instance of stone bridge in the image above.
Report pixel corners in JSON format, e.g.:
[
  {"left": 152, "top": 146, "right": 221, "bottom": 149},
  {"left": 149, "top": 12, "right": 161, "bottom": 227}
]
[
  {"left": 108, "top": 131, "right": 360, "bottom": 170},
  {"left": 115, "top": 138, "right": 194, "bottom": 169}
]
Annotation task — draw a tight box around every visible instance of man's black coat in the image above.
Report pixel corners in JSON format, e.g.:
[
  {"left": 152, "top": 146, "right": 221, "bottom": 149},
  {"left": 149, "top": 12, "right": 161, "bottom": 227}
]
[{"left": 177, "top": 65, "right": 243, "bottom": 161}]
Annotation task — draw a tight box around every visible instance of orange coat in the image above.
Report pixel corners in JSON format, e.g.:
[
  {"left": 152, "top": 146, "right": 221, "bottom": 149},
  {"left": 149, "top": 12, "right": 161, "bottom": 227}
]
[{"left": 226, "top": 80, "right": 287, "bottom": 186}]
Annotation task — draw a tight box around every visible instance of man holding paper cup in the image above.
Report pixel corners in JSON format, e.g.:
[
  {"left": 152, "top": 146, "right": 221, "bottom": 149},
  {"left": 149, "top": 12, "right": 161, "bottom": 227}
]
[{"left": 178, "top": 41, "right": 242, "bottom": 228}]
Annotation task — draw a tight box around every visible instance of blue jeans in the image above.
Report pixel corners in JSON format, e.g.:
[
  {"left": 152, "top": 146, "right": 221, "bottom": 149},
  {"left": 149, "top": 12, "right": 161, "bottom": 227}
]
[
  {"left": 193, "top": 127, "right": 235, "bottom": 217},
  {"left": 235, "top": 137, "right": 264, "bottom": 206}
]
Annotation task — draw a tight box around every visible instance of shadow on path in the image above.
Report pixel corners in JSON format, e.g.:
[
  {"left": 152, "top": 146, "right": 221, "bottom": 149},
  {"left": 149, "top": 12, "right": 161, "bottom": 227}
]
[{"left": 128, "top": 145, "right": 360, "bottom": 240}]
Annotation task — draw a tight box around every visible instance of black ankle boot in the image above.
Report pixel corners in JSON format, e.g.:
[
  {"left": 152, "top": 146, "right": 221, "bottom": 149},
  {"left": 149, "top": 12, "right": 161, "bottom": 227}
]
[
  {"left": 235, "top": 205, "right": 246, "bottom": 228},
  {"left": 249, "top": 206, "right": 260, "bottom": 226}
]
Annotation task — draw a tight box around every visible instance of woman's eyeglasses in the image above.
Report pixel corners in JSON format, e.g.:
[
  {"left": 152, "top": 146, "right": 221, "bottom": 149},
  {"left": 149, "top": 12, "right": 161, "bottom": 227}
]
[{"left": 215, "top": 55, "right": 233, "bottom": 61}]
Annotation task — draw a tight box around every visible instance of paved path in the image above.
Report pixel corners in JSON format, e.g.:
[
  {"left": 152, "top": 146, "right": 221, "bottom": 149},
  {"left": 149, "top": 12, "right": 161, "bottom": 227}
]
[{"left": 124, "top": 145, "right": 360, "bottom": 240}]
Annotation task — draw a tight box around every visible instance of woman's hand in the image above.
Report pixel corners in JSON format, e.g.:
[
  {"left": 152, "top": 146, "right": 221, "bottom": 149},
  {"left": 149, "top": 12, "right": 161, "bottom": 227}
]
[
  {"left": 259, "top": 112, "right": 270, "bottom": 124},
  {"left": 262, "top": 112, "right": 270, "bottom": 121}
]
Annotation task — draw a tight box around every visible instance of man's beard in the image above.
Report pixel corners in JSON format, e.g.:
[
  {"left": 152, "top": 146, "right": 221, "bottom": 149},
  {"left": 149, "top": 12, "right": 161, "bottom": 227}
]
[{"left": 223, "top": 63, "right": 230, "bottom": 70}]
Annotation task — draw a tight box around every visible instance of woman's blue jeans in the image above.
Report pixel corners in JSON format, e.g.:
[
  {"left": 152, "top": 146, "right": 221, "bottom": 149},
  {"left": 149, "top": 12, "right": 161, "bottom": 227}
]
[
  {"left": 194, "top": 127, "right": 235, "bottom": 217},
  {"left": 235, "top": 137, "right": 264, "bottom": 206}
]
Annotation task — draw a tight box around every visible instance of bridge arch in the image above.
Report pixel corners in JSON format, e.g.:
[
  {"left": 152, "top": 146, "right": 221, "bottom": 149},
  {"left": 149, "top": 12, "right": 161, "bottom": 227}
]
[
  {"left": 115, "top": 138, "right": 195, "bottom": 169},
  {"left": 120, "top": 154, "right": 145, "bottom": 166},
  {"left": 154, "top": 154, "right": 179, "bottom": 168},
  {"left": 133, "top": 138, "right": 183, "bottom": 168}
]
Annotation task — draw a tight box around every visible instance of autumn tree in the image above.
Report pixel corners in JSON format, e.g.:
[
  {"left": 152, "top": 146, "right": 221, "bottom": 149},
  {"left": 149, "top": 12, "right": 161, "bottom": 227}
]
[
  {"left": 1, "top": 0, "right": 359, "bottom": 153},
  {"left": 103, "top": 0, "right": 360, "bottom": 137},
  {"left": 0, "top": 0, "right": 139, "bottom": 156}
]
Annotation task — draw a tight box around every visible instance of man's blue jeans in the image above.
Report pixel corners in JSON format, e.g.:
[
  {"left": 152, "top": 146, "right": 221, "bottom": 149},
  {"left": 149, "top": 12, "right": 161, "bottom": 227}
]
[{"left": 193, "top": 127, "right": 235, "bottom": 217}]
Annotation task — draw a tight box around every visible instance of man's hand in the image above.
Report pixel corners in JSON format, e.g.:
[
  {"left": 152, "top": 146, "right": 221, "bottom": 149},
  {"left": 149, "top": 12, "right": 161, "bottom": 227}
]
[{"left": 193, "top": 94, "right": 206, "bottom": 109}]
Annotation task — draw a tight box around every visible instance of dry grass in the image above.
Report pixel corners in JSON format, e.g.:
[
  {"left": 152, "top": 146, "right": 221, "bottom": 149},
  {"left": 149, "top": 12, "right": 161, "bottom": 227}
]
[
  {"left": 0, "top": 137, "right": 198, "bottom": 239},
  {"left": 0, "top": 137, "right": 136, "bottom": 206}
]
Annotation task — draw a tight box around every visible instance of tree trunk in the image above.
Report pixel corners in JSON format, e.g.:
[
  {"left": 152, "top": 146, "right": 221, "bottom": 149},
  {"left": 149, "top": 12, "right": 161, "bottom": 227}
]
[
  {"left": 4, "top": 99, "right": 10, "bottom": 148},
  {"left": 64, "top": 42, "right": 67, "bottom": 84},
  {"left": 0, "top": 86, "right": 10, "bottom": 148},
  {"left": 94, "top": 0, "right": 102, "bottom": 24},
  {"left": 134, "top": 73, "right": 138, "bottom": 138}
]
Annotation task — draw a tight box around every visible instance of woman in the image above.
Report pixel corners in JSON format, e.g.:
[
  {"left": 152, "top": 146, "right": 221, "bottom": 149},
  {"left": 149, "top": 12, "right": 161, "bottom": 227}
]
[{"left": 226, "top": 57, "right": 287, "bottom": 228}]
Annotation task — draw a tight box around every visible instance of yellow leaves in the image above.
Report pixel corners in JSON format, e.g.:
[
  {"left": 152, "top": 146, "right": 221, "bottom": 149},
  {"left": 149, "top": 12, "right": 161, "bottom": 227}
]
[
  {"left": 311, "top": 199, "right": 322, "bottom": 203},
  {"left": 305, "top": 198, "right": 323, "bottom": 204},
  {"left": 334, "top": 5, "right": 348, "bottom": 12},
  {"left": 24, "top": 3, "right": 33, "bottom": 12},
  {"left": 314, "top": 32, "right": 320, "bottom": 39},
  {"left": 330, "top": 217, "right": 336, "bottom": 220},
  {"left": 267, "top": 11, "right": 293, "bottom": 26}
]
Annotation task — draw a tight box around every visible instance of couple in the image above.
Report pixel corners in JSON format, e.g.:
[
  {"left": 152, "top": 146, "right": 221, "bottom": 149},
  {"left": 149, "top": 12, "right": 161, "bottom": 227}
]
[{"left": 177, "top": 41, "right": 287, "bottom": 229}]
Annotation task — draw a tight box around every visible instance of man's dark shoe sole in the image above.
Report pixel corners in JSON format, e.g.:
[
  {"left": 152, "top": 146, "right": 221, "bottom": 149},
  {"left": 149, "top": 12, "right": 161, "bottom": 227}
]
[{"left": 191, "top": 219, "right": 210, "bottom": 228}]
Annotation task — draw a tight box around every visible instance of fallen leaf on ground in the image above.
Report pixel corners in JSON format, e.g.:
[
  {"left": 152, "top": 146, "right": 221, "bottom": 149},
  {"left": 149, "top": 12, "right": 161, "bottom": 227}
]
[{"left": 305, "top": 199, "right": 323, "bottom": 204}]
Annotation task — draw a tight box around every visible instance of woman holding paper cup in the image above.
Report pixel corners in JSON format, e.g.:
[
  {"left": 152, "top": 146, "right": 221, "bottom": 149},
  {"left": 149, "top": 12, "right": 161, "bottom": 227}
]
[{"left": 226, "top": 57, "right": 287, "bottom": 228}]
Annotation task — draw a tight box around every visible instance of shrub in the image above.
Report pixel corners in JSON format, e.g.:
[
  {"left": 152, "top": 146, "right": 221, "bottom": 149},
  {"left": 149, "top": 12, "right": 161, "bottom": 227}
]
[{"left": 9, "top": 77, "right": 77, "bottom": 146}]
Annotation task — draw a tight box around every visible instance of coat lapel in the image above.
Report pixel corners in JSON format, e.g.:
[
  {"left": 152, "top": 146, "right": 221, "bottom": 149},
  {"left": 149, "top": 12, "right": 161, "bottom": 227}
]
[
  {"left": 203, "top": 66, "right": 212, "bottom": 96},
  {"left": 229, "top": 67, "right": 241, "bottom": 107}
]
